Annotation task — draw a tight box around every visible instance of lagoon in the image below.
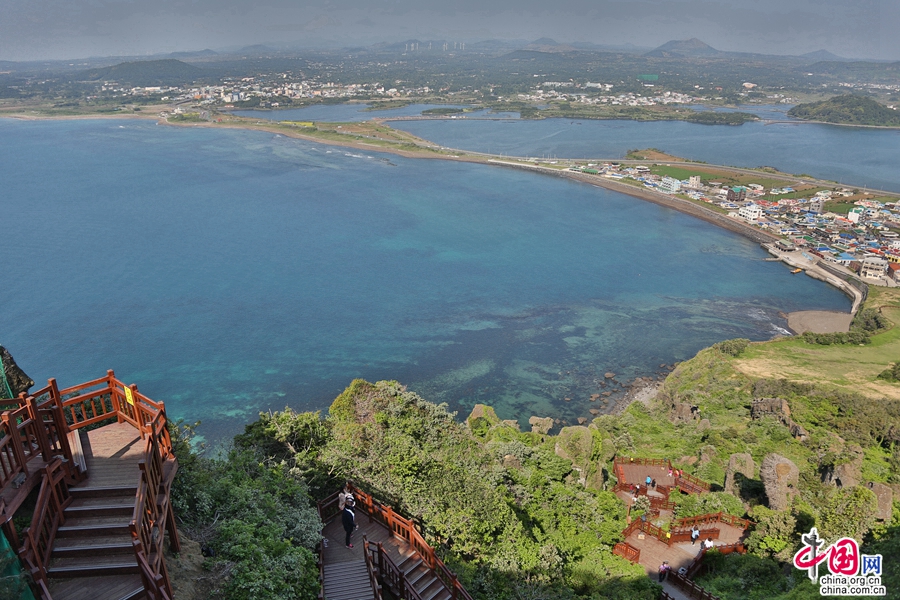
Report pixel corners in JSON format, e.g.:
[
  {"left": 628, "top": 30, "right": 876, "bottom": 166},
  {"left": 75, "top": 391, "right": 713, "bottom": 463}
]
[{"left": 0, "top": 118, "right": 849, "bottom": 442}]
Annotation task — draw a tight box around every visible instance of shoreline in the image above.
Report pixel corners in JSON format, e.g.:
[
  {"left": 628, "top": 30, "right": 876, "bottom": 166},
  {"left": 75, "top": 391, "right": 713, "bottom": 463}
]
[{"left": 4, "top": 112, "right": 856, "bottom": 323}]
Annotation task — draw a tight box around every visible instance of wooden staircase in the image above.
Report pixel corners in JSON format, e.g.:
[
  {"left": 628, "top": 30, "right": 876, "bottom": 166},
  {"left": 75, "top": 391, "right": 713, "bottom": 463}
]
[
  {"left": 322, "top": 560, "right": 376, "bottom": 600},
  {"left": 317, "top": 487, "right": 472, "bottom": 600},
  {"left": 1, "top": 373, "right": 179, "bottom": 600},
  {"left": 393, "top": 553, "right": 453, "bottom": 600}
]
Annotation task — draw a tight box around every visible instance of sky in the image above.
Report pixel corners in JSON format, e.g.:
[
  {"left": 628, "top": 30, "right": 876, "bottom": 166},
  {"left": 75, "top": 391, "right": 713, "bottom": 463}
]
[{"left": 0, "top": 0, "right": 897, "bottom": 62}]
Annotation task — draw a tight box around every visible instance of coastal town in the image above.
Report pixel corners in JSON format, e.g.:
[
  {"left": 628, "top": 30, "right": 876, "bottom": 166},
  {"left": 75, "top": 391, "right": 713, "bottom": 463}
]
[{"left": 567, "top": 160, "right": 900, "bottom": 287}]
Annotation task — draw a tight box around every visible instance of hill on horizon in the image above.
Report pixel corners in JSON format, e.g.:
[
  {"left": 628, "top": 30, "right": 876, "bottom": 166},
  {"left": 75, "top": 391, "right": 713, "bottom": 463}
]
[
  {"left": 646, "top": 38, "right": 721, "bottom": 58},
  {"left": 72, "top": 59, "right": 205, "bottom": 86}
]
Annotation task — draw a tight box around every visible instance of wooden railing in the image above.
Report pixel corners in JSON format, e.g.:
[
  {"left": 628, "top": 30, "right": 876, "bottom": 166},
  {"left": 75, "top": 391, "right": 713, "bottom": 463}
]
[
  {"left": 318, "top": 487, "right": 473, "bottom": 600},
  {"left": 1, "top": 371, "right": 179, "bottom": 600},
  {"left": 673, "top": 512, "right": 752, "bottom": 532},
  {"left": 612, "top": 456, "right": 711, "bottom": 494},
  {"left": 353, "top": 487, "right": 472, "bottom": 600},
  {"left": 362, "top": 535, "right": 384, "bottom": 600},
  {"left": 675, "top": 472, "right": 711, "bottom": 494},
  {"left": 135, "top": 547, "right": 173, "bottom": 600},
  {"left": 612, "top": 542, "right": 641, "bottom": 563},
  {"left": 127, "top": 390, "right": 177, "bottom": 600},
  {"left": 368, "top": 540, "right": 424, "bottom": 600},
  {"left": 667, "top": 571, "right": 720, "bottom": 600},
  {"left": 19, "top": 459, "right": 70, "bottom": 592}
]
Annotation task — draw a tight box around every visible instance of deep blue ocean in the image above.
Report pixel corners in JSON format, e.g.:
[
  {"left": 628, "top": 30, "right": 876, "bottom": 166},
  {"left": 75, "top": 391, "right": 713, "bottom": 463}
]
[{"left": 0, "top": 117, "right": 853, "bottom": 442}]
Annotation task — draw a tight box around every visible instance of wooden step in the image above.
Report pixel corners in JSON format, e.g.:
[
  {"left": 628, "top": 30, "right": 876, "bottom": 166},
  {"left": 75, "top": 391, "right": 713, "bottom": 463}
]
[
  {"left": 400, "top": 556, "right": 423, "bottom": 575},
  {"left": 322, "top": 560, "right": 375, "bottom": 600},
  {"left": 69, "top": 486, "right": 137, "bottom": 499},
  {"left": 52, "top": 541, "right": 134, "bottom": 558},
  {"left": 48, "top": 573, "right": 145, "bottom": 600},
  {"left": 65, "top": 503, "right": 134, "bottom": 519},
  {"left": 47, "top": 560, "right": 139, "bottom": 578},
  {"left": 57, "top": 523, "right": 131, "bottom": 538}
]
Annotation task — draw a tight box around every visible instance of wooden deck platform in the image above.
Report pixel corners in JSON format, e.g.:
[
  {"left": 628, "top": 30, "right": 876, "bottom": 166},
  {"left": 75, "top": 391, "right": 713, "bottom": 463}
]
[
  {"left": 322, "top": 513, "right": 415, "bottom": 566},
  {"left": 81, "top": 422, "right": 144, "bottom": 487},
  {"left": 625, "top": 521, "right": 747, "bottom": 578},
  {"left": 618, "top": 462, "right": 675, "bottom": 489}
]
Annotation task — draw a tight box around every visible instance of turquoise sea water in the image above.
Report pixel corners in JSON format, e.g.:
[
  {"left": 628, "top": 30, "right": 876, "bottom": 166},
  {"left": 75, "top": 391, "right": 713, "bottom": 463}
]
[{"left": 0, "top": 118, "right": 849, "bottom": 441}]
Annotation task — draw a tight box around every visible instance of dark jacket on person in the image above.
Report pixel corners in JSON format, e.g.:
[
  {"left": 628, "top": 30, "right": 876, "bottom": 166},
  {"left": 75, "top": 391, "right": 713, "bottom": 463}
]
[{"left": 342, "top": 506, "right": 356, "bottom": 532}]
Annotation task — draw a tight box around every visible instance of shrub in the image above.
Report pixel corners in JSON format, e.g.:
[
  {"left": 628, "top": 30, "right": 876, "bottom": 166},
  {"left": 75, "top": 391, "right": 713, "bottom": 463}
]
[{"left": 713, "top": 338, "right": 750, "bottom": 357}]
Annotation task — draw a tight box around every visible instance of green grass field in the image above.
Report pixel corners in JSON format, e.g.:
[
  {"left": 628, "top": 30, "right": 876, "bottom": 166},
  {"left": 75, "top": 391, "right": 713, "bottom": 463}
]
[{"left": 733, "top": 288, "right": 900, "bottom": 399}]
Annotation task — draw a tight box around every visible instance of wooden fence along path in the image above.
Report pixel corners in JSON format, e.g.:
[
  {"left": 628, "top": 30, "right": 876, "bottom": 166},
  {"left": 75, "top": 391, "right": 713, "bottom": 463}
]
[
  {"left": 317, "top": 486, "right": 472, "bottom": 600},
  {"left": 610, "top": 457, "right": 752, "bottom": 600},
  {"left": 1, "top": 371, "right": 179, "bottom": 600}
]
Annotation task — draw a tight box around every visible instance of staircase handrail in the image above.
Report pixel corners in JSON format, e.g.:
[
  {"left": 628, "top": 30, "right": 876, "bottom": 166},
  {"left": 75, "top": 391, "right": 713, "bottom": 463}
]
[
  {"left": 19, "top": 459, "right": 69, "bottom": 594},
  {"left": 350, "top": 486, "right": 473, "bottom": 600},
  {"left": 135, "top": 545, "right": 173, "bottom": 600},
  {"left": 362, "top": 535, "right": 384, "bottom": 600},
  {"left": 319, "top": 487, "right": 473, "bottom": 600},
  {"left": 0, "top": 410, "right": 30, "bottom": 490},
  {"left": 368, "top": 540, "right": 424, "bottom": 600}
]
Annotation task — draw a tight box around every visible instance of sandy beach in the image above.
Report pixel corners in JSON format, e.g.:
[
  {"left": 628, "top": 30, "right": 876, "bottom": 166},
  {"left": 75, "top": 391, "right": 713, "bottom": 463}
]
[{"left": 786, "top": 310, "right": 853, "bottom": 334}]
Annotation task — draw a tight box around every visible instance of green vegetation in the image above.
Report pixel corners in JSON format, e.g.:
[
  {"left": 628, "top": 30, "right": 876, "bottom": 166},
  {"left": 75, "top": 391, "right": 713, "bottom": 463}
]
[
  {"left": 683, "top": 111, "right": 759, "bottom": 125},
  {"left": 788, "top": 94, "right": 900, "bottom": 127},
  {"left": 421, "top": 107, "right": 466, "bottom": 115},
  {"left": 169, "top": 112, "right": 205, "bottom": 123},
  {"left": 171, "top": 335, "right": 900, "bottom": 598},
  {"left": 170, "top": 421, "right": 322, "bottom": 600}
]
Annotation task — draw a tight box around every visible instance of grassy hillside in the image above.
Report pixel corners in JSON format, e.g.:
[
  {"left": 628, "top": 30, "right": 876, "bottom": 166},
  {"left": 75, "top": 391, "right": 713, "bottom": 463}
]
[{"left": 734, "top": 287, "right": 900, "bottom": 399}]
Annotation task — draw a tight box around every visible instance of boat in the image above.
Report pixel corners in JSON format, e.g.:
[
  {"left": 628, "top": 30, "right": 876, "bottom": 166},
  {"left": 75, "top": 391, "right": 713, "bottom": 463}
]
[{"left": 791, "top": 268, "right": 803, "bottom": 274}]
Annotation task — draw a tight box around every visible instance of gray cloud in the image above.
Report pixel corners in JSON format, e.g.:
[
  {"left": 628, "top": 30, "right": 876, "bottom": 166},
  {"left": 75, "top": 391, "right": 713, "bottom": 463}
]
[{"left": 0, "top": 0, "right": 895, "bottom": 61}]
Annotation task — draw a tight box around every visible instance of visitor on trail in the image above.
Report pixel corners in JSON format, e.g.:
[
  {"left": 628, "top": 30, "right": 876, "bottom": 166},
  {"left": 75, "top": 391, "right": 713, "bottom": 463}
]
[
  {"left": 641, "top": 513, "right": 647, "bottom": 524},
  {"left": 704, "top": 538, "right": 714, "bottom": 550},
  {"left": 668, "top": 467, "right": 673, "bottom": 477},
  {"left": 342, "top": 497, "right": 356, "bottom": 548},
  {"left": 691, "top": 526, "right": 700, "bottom": 545},
  {"left": 651, "top": 478, "right": 656, "bottom": 489},
  {"left": 338, "top": 480, "right": 353, "bottom": 510},
  {"left": 645, "top": 475, "right": 652, "bottom": 486},
  {"left": 658, "top": 561, "right": 670, "bottom": 582}
]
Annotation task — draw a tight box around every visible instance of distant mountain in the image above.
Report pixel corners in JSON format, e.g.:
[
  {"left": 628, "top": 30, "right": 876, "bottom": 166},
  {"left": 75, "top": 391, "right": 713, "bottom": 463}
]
[
  {"left": 787, "top": 94, "right": 900, "bottom": 126},
  {"left": 570, "top": 41, "right": 652, "bottom": 54},
  {"left": 646, "top": 38, "right": 722, "bottom": 58},
  {"left": 522, "top": 38, "right": 579, "bottom": 53},
  {"left": 166, "top": 49, "right": 218, "bottom": 59},
  {"left": 72, "top": 59, "right": 205, "bottom": 86},
  {"left": 801, "top": 50, "right": 848, "bottom": 62},
  {"left": 236, "top": 45, "right": 277, "bottom": 56}
]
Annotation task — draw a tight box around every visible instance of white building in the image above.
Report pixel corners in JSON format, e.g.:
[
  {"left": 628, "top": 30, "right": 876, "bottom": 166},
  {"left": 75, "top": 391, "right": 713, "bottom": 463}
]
[
  {"left": 687, "top": 175, "right": 702, "bottom": 189},
  {"left": 738, "top": 204, "right": 763, "bottom": 222},
  {"left": 860, "top": 256, "right": 888, "bottom": 280},
  {"left": 659, "top": 176, "right": 681, "bottom": 194}
]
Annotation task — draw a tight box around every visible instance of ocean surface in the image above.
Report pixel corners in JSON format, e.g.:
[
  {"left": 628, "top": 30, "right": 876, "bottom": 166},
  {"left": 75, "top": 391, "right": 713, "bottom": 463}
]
[{"left": 0, "top": 118, "right": 850, "bottom": 442}]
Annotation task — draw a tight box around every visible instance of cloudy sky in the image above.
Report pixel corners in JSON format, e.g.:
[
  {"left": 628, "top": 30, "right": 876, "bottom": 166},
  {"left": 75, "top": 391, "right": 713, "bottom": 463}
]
[{"left": 1, "top": 0, "right": 896, "bottom": 62}]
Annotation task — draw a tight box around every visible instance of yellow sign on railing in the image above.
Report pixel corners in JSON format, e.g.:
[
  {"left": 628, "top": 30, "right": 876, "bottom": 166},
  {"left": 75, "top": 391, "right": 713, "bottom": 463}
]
[{"left": 124, "top": 386, "right": 135, "bottom": 406}]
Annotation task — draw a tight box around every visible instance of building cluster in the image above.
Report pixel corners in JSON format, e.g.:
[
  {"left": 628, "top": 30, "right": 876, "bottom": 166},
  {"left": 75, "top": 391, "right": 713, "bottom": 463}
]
[
  {"left": 570, "top": 163, "right": 900, "bottom": 285},
  {"left": 518, "top": 87, "right": 699, "bottom": 106},
  {"left": 91, "top": 75, "right": 434, "bottom": 107}
]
